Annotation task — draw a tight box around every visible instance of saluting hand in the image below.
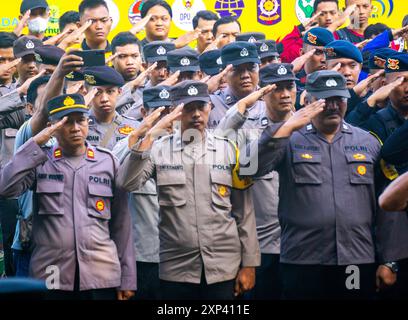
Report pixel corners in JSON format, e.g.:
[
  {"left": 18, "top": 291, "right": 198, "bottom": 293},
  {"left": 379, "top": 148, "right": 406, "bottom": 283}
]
[
  {"left": 236, "top": 84, "right": 276, "bottom": 114},
  {"left": 128, "top": 106, "right": 166, "bottom": 148},
  {"left": 125, "top": 62, "right": 158, "bottom": 92},
  {"left": 234, "top": 267, "right": 256, "bottom": 297},
  {"left": 0, "top": 58, "right": 21, "bottom": 78},
  {"left": 159, "top": 70, "right": 180, "bottom": 86},
  {"left": 130, "top": 14, "right": 152, "bottom": 35},
  {"left": 367, "top": 76, "right": 404, "bottom": 107},
  {"left": 33, "top": 117, "right": 68, "bottom": 146},
  {"left": 353, "top": 69, "right": 385, "bottom": 97},
  {"left": 274, "top": 99, "right": 325, "bottom": 137},
  {"left": 58, "top": 20, "right": 93, "bottom": 50},
  {"left": 173, "top": 28, "right": 201, "bottom": 49},
  {"left": 205, "top": 64, "right": 233, "bottom": 94},
  {"left": 17, "top": 69, "right": 47, "bottom": 96},
  {"left": 291, "top": 49, "right": 316, "bottom": 74}
]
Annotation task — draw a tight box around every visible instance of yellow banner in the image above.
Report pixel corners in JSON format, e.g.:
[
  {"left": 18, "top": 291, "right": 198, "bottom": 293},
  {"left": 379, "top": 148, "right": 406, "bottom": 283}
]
[{"left": 0, "top": 0, "right": 404, "bottom": 41}]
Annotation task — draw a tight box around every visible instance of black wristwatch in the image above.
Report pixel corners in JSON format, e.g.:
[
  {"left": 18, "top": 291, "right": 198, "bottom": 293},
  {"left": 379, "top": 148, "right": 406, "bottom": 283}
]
[{"left": 384, "top": 262, "right": 399, "bottom": 273}]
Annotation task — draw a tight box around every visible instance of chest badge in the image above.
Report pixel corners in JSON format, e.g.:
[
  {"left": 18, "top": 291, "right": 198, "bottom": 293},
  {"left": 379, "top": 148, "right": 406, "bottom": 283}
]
[
  {"left": 301, "top": 153, "right": 313, "bottom": 159},
  {"left": 357, "top": 165, "right": 367, "bottom": 176},
  {"left": 118, "top": 125, "right": 134, "bottom": 135},
  {"left": 218, "top": 185, "right": 229, "bottom": 197},
  {"left": 353, "top": 153, "right": 366, "bottom": 160},
  {"left": 96, "top": 199, "right": 105, "bottom": 212}
]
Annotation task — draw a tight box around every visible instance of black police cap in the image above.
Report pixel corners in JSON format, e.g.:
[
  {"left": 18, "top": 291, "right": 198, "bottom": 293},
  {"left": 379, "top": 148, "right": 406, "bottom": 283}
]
[
  {"left": 236, "top": 32, "right": 266, "bottom": 43},
  {"left": 172, "top": 80, "right": 210, "bottom": 105},
  {"left": 221, "top": 41, "right": 260, "bottom": 68},
  {"left": 13, "top": 36, "right": 43, "bottom": 58},
  {"left": 48, "top": 94, "right": 88, "bottom": 121},
  {"left": 306, "top": 70, "right": 350, "bottom": 99},
  {"left": 167, "top": 47, "right": 200, "bottom": 73},
  {"left": 199, "top": 50, "right": 223, "bottom": 76},
  {"left": 143, "top": 86, "right": 173, "bottom": 108},
  {"left": 260, "top": 63, "right": 297, "bottom": 86},
  {"left": 255, "top": 40, "right": 280, "bottom": 59},
  {"left": 34, "top": 45, "right": 65, "bottom": 65},
  {"left": 20, "top": 0, "right": 48, "bottom": 14},
  {"left": 83, "top": 66, "right": 125, "bottom": 87},
  {"left": 143, "top": 41, "right": 176, "bottom": 63}
]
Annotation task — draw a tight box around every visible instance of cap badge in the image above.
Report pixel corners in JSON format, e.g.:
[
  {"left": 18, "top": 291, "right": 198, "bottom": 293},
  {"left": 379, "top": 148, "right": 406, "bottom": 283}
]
[
  {"left": 277, "top": 65, "right": 287, "bottom": 75},
  {"left": 157, "top": 46, "right": 166, "bottom": 55},
  {"left": 248, "top": 36, "right": 256, "bottom": 43},
  {"left": 326, "top": 79, "right": 338, "bottom": 87},
  {"left": 307, "top": 33, "right": 317, "bottom": 45},
  {"left": 25, "top": 40, "right": 35, "bottom": 49},
  {"left": 260, "top": 43, "right": 269, "bottom": 52},
  {"left": 216, "top": 57, "right": 222, "bottom": 65},
  {"left": 240, "top": 48, "right": 249, "bottom": 57},
  {"left": 387, "top": 58, "right": 400, "bottom": 70},
  {"left": 325, "top": 47, "right": 336, "bottom": 57},
  {"left": 180, "top": 57, "right": 191, "bottom": 66},
  {"left": 159, "top": 89, "right": 170, "bottom": 99},
  {"left": 187, "top": 86, "right": 198, "bottom": 96},
  {"left": 63, "top": 96, "right": 75, "bottom": 107},
  {"left": 84, "top": 74, "right": 96, "bottom": 85}
]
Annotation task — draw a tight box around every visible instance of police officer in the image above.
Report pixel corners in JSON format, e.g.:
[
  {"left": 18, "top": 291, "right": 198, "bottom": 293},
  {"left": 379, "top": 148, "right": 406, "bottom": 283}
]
[
  {"left": 199, "top": 49, "right": 227, "bottom": 92},
  {"left": 83, "top": 66, "right": 137, "bottom": 150},
  {"left": 167, "top": 47, "right": 201, "bottom": 82},
  {"left": 217, "top": 63, "right": 298, "bottom": 299},
  {"left": 0, "top": 93, "right": 136, "bottom": 299},
  {"left": 346, "top": 48, "right": 397, "bottom": 127},
  {"left": 209, "top": 41, "right": 263, "bottom": 129},
  {"left": 362, "top": 52, "right": 408, "bottom": 298},
  {"left": 142, "top": 41, "right": 175, "bottom": 88},
  {"left": 249, "top": 70, "right": 381, "bottom": 299},
  {"left": 255, "top": 40, "right": 281, "bottom": 68},
  {"left": 118, "top": 80, "right": 261, "bottom": 300},
  {"left": 112, "top": 86, "right": 173, "bottom": 300}
]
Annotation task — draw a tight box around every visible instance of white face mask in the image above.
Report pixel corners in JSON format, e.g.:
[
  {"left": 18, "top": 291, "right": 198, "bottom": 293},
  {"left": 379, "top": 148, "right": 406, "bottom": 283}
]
[{"left": 27, "top": 17, "right": 49, "bottom": 34}]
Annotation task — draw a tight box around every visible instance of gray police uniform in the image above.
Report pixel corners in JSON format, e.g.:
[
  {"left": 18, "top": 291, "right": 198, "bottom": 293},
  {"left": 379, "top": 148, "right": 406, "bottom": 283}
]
[
  {"left": 252, "top": 121, "right": 381, "bottom": 265},
  {"left": 118, "top": 130, "right": 261, "bottom": 285},
  {"left": 217, "top": 106, "right": 280, "bottom": 255},
  {"left": 87, "top": 111, "right": 138, "bottom": 150},
  {"left": 0, "top": 139, "right": 136, "bottom": 291}
]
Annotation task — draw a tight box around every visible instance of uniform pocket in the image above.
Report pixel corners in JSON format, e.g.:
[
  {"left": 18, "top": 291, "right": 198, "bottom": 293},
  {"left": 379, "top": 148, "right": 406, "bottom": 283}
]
[
  {"left": 345, "top": 153, "right": 374, "bottom": 185},
  {"left": 88, "top": 184, "right": 113, "bottom": 220},
  {"left": 36, "top": 180, "right": 64, "bottom": 215},
  {"left": 210, "top": 171, "right": 232, "bottom": 209},
  {"left": 156, "top": 170, "right": 187, "bottom": 207},
  {"left": 292, "top": 152, "right": 322, "bottom": 184}
]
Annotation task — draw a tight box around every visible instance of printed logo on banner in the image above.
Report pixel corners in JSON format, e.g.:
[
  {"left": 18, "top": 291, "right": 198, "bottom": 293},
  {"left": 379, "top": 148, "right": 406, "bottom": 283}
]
[
  {"left": 371, "top": 0, "right": 394, "bottom": 18},
  {"left": 214, "top": 0, "right": 245, "bottom": 18},
  {"left": 173, "top": 0, "right": 206, "bottom": 31},
  {"left": 257, "top": 0, "right": 282, "bottom": 26},
  {"left": 295, "top": 0, "right": 315, "bottom": 25},
  {"left": 44, "top": 5, "right": 60, "bottom": 36},
  {"left": 128, "top": 0, "right": 145, "bottom": 25}
]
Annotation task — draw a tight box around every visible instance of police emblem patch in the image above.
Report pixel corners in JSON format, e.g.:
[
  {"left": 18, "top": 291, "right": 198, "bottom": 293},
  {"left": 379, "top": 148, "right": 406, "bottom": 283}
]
[
  {"left": 277, "top": 65, "right": 287, "bottom": 75},
  {"left": 307, "top": 32, "right": 317, "bottom": 45},
  {"left": 157, "top": 46, "right": 166, "bottom": 55},
  {"left": 326, "top": 79, "right": 337, "bottom": 87},
  {"left": 63, "top": 96, "right": 75, "bottom": 106},
  {"left": 357, "top": 165, "right": 367, "bottom": 175},
  {"left": 187, "top": 86, "right": 198, "bottom": 96},
  {"left": 260, "top": 43, "right": 269, "bottom": 52},
  {"left": 387, "top": 58, "right": 400, "bottom": 70},
  {"left": 240, "top": 48, "right": 249, "bottom": 57},
  {"left": 84, "top": 74, "right": 97, "bottom": 85},
  {"left": 159, "top": 89, "right": 170, "bottom": 99},
  {"left": 26, "top": 40, "right": 35, "bottom": 49},
  {"left": 118, "top": 125, "right": 134, "bottom": 135},
  {"left": 96, "top": 199, "right": 105, "bottom": 211},
  {"left": 180, "top": 57, "right": 191, "bottom": 66}
]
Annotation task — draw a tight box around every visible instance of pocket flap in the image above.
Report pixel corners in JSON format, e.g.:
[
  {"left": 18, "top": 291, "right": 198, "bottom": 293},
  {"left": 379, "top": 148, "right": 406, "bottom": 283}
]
[
  {"left": 88, "top": 183, "right": 114, "bottom": 197},
  {"left": 211, "top": 170, "right": 233, "bottom": 187},
  {"left": 36, "top": 180, "right": 64, "bottom": 193},
  {"left": 293, "top": 152, "right": 322, "bottom": 164},
  {"left": 156, "top": 170, "right": 186, "bottom": 186}
]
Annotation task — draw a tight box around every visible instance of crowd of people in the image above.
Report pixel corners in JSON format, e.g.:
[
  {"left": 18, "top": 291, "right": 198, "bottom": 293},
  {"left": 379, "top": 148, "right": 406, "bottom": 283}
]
[{"left": 0, "top": 0, "right": 408, "bottom": 300}]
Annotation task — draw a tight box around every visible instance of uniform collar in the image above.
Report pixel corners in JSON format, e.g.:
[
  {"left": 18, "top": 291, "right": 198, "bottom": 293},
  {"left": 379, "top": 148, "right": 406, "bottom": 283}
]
[
  {"left": 303, "top": 121, "right": 352, "bottom": 135},
  {"left": 388, "top": 103, "right": 407, "bottom": 123},
  {"left": 51, "top": 142, "right": 97, "bottom": 162}
]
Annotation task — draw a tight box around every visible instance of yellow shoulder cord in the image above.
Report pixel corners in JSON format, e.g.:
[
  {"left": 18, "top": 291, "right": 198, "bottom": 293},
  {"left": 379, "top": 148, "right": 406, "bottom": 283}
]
[
  {"left": 229, "top": 140, "right": 254, "bottom": 190},
  {"left": 369, "top": 131, "right": 399, "bottom": 181}
]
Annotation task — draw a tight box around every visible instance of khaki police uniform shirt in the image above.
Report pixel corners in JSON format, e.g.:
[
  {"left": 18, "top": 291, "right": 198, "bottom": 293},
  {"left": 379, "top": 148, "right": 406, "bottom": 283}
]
[
  {"left": 118, "top": 130, "right": 261, "bottom": 284},
  {"left": 0, "top": 138, "right": 136, "bottom": 291}
]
